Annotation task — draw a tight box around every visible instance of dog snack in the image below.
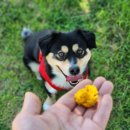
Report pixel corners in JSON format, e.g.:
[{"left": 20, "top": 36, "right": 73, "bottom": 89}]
[{"left": 74, "top": 85, "right": 98, "bottom": 108}]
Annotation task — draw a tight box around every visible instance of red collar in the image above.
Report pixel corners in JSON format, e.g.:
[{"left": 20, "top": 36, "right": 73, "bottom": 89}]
[
  {"left": 39, "top": 57, "right": 65, "bottom": 91},
  {"left": 38, "top": 51, "right": 88, "bottom": 91}
]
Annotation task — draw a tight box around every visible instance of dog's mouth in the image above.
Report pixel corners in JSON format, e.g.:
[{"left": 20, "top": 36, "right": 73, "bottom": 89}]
[
  {"left": 57, "top": 66, "right": 83, "bottom": 86},
  {"left": 66, "top": 75, "right": 83, "bottom": 86},
  {"left": 69, "top": 81, "right": 79, "bottom": 86}
]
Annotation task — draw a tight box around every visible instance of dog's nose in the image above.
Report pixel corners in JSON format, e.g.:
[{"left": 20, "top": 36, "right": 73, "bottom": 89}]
[{"left": 69, "top": 66, "right": 80, "bottom": 75}]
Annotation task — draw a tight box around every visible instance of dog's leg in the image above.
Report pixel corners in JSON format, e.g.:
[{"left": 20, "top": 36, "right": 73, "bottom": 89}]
[
  {"left": 43, "top": 95, "right": 56, "bottom": 111},
  {"left": 43, "top": 82, "right": 57, "bottom": 110},
  {"left": 28, "top": 62, "right": 42, "bottom": 80}
]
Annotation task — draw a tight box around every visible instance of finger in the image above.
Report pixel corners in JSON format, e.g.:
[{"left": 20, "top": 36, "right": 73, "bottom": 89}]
[
  {"left": 93, "top": 76, "right": 106, "bottom": 90},
  {"left": 99, "top": 81, "right": 113, "bottom": 95},
  {"left": 83, "top": 107, "right": 96, "bottom": 119},
  {"left": 93, "top": 94, "right": 113, "bottom": 130},
  {"left": 22, "top": 92, "right": 42, "bottom": 115},
  {"left": 56, "top": 79, "right": 92, "bottom": 111},
  {"left": 73, "top": 105, "right": 86, "bottom": 116}
]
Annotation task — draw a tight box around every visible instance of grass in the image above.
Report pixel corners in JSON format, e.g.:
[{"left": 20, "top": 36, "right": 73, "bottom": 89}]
[{"left": 0, "top": 0, "right": 130, "bottom": 129}]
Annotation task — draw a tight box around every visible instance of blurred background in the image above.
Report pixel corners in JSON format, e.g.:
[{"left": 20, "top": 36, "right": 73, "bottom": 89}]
[{"left": 0, "top": 0, "right": 130, "bottom": 129}]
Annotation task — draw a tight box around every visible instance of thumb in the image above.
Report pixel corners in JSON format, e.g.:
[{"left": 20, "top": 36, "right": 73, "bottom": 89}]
[{"left": 22, "top": 92, "right": 42, "bottom": 115}]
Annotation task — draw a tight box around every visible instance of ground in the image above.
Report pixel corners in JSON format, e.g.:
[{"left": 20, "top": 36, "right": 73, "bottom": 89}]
[{"left": 0, "top": 0, "right": 130, "bottom": 130}]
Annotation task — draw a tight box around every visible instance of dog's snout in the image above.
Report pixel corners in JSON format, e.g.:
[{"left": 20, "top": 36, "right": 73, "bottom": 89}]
[{"left": 69, "top": 66, "right": 80, "bottom": 75}]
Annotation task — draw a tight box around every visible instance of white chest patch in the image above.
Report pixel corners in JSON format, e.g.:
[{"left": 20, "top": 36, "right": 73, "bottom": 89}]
[{"left": 51, "top": 70, "right": 73, "bottom": 89}]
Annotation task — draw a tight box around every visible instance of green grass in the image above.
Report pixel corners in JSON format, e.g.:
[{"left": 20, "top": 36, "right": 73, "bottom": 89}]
[{"left": 0, "top": 0, "right": 130, "bottom": 129}]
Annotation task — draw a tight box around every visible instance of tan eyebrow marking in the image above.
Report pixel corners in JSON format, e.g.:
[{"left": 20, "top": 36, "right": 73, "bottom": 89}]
[
  {"left": 72, "top": 44, "right": 79, "bottom": 52},
  {"left": 61, "top": 45, "right": 69, "bottom": 53}
]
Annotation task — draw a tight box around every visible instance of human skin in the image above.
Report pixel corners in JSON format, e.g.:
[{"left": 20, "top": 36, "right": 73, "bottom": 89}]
[{"left": 12, "top": 77, "right": 113, "bottom": 130}]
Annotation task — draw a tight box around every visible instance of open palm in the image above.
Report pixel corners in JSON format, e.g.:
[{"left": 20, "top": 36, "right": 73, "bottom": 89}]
[{"left": 12, "top": 77, "right": 113, "bottom": 130}]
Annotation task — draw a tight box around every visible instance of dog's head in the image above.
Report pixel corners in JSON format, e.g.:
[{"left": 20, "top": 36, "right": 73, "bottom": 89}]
[{"left": 39, "top": 29, "right": 96, "bottom": 87}]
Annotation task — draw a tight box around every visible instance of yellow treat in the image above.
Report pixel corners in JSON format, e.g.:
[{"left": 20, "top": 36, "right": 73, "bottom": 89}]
[{"left": 74, "top": 85, "right": 98, "bottom": 108}]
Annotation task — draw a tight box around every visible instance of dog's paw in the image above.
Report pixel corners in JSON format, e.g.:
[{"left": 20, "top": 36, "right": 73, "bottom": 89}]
[
  {"left": 43, "top": 102, "right": 52, "bottom": 111},
  {"left": 43, "top": 95, "right": 56, "bottom": 111},
  {"left": 36, "top": 75, "right": 42, "bottom": 81}
]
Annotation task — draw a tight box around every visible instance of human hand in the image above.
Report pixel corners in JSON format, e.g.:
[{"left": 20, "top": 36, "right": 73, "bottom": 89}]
[{"left": 12, "top": 77, "right": 113, "bottom": 130}]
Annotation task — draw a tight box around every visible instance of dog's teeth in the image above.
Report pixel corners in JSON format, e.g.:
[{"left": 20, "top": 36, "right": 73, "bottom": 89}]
[{"left": 70, "top": 81, "right": 79, "bottom": 85}]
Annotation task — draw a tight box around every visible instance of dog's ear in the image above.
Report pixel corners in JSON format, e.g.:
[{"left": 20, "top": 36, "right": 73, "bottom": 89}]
[
  {"left": 77, "top": 29, "right": 96, "bottom": 49},
  {"left": 39, "top": 31, "right": 60, "bottom": 55}
]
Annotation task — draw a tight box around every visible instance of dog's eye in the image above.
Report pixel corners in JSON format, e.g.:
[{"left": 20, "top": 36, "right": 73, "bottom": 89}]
[
  {"left": 56, "top": 51, "right": 66, "bottom": 61},
  {"left": 76, "top": 48, "right": 85, "bottom": 57}
]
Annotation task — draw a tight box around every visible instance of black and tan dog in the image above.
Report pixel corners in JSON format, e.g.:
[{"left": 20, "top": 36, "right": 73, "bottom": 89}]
[{"left": 21, "top": 28, "right": 96, "bottom": 110}]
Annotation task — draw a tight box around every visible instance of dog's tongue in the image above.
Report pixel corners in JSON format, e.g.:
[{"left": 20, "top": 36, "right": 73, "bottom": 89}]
[{"left": 66, "top": 74, "right": 83, "bottom": 82}]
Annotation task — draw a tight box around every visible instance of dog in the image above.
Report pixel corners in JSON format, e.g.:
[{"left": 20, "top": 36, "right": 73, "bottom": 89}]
[{"left": 21, "top": 28, "right": 96, "bottom": 110}]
